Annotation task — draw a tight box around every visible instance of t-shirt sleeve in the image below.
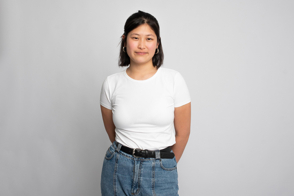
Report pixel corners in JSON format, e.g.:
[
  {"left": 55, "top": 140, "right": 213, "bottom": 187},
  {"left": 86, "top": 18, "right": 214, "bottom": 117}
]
[
  {"left": 174, "top": 72, "right": 191, "bottom": 107},
  {"left": 100, "top": 77, "right": 112, "bottom": 110}
]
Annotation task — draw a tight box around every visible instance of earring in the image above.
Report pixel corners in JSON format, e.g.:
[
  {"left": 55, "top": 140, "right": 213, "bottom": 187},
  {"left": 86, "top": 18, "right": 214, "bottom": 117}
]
[
  {"left": 156, "top": 48, "right": 159, "bottom": 54},
  {"left": 123, "top": 47, "right": 126, "bottom": 52}
]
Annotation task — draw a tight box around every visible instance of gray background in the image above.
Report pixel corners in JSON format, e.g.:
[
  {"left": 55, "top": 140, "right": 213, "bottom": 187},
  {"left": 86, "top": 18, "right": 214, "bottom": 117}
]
[{"left": 1, "top": 0, "right": 293, "bottom": 195}]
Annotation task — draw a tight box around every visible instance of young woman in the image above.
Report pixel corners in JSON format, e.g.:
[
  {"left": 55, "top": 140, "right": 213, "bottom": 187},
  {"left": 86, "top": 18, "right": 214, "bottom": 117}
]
[{"left": 100, "top": 10, "right": 191, "bottom": 196}]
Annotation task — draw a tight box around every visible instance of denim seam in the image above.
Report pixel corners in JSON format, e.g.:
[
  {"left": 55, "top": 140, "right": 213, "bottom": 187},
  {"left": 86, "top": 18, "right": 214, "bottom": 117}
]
[
  {"left": 152, "top": 160, "right": 156, "bottom": 196},
  {"left": 105, "top": 148, "right": 115, "bottom": 160},
  {"left": 160, "top": 159, "right": 177, "bottom": 171},
  {"left": 113, "top": 153, "right": 119, "bottom": 196},
  {"left": 118, "top": 152, "right": 135, "bottom": 160},
  {"left": 131, "top": 159, "right": 135, "bottom": 192},
  {"left": 137, "top": 161, "right": 142, "bottom": 195},
  {"left": 131, "top": 160, "right": 141, "bottom": 195}
]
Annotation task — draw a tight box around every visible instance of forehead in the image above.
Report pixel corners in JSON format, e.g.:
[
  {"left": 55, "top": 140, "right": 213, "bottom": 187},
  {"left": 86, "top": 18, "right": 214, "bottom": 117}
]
[{"left": 129, "top": 24, "right": 156, "bottom": 37}]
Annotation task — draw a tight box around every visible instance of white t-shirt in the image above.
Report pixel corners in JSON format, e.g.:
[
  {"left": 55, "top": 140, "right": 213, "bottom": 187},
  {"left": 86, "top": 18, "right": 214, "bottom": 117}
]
[{"left": 100, "top": 66, "right": 191, "bottom": 150}]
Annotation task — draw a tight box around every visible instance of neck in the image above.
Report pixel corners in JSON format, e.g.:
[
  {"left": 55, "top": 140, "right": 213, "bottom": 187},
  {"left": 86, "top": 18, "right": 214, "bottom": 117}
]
[
  {"left": 128, "top": 61, "right": 157, "bottom": 73},
  {"left": 126, "top": 62, "right": 158, "bottom": 80}
]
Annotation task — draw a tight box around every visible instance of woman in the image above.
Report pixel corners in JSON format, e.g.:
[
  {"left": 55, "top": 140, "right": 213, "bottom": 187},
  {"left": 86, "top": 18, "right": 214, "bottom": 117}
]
[{"left": 100, "top": 10, "right": 191, "bottom": 196}]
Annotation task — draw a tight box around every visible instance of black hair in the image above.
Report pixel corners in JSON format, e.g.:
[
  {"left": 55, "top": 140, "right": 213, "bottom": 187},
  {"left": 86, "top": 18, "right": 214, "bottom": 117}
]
[{"left": 118, "top": 10, "right": 164, "bottom": 68}]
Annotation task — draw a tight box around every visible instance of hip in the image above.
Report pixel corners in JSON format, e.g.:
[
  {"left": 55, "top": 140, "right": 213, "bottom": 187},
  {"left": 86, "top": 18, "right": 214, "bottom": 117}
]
[{"left": 100, "top": 141, "right": 179, "bottom": 196}]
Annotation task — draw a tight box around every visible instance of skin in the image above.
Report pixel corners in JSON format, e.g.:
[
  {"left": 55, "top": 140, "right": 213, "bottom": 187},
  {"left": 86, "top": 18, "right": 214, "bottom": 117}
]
[
  {"left": 123, "top": 23, "right": 159, "bottom": 79},
  {"left": 100, "top": 23, "right": 191, "bottom": 163}
]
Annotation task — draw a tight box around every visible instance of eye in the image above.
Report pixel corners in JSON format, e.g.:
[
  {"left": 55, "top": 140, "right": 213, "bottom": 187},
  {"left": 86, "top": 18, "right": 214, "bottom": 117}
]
[
  {"left": 147, "top": 38, "right": 153, "bottom": 41},
  {"left": 132, "top": 37, "right": 138, "bottom": 40}
]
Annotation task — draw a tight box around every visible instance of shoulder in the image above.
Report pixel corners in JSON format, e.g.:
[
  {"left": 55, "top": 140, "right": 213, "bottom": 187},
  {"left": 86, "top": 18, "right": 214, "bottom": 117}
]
[
  {"left": 103, "top": 70, "right": 125, "bottom": 83},
  {"left": 160, "top": 67, "right": 179, "bottom": 75},
  {"left": 159, "top": 67, "right": 183, "bottom": 80}
]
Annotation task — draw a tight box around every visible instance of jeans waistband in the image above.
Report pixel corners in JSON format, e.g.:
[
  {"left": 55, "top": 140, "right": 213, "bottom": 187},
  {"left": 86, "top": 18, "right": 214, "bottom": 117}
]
[{"left": 113, "top": 141, "right": 174, "bottom": 159}]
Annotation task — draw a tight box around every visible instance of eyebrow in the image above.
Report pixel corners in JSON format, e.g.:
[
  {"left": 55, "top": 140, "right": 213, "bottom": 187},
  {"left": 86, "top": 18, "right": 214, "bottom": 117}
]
[{"left": 130, "top": 33, "right": 155, "bottom": 37}]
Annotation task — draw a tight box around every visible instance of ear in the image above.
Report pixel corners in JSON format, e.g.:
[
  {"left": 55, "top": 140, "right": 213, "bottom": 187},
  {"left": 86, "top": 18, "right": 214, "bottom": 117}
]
[
  {"left": 122, "top": 35, "right": 126, "bottom": 47},
  {"left": 157, "top": 37, "right": 161, "bottom": 48}
]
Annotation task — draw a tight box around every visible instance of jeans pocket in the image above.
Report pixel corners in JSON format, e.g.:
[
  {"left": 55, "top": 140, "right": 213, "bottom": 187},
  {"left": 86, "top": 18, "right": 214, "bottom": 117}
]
[
  {"left": 160, "top": 157, "right": 177, "bottom": 171},
  {"left": 104, "top": 146, "right": 115, "bottom": 160}
]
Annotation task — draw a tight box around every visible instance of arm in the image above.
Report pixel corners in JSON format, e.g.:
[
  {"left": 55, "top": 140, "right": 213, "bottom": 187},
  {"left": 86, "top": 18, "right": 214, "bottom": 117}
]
[
  {"left": 171, "top": 102, "right": 191, "bottom": 163},
  {"left": 100, "top": 105, "right": 116, "bottom": 143}
]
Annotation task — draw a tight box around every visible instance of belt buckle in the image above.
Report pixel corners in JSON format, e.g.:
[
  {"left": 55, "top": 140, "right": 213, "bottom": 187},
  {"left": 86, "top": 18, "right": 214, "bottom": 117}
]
[{"left": 132, "top": 148, "right": 139, "bottom": 158}]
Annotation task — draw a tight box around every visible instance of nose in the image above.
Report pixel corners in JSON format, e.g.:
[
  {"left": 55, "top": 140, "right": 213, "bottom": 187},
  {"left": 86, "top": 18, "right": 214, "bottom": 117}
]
[{"left": 138, "top": 39, "right": 145, "bottom": 49}]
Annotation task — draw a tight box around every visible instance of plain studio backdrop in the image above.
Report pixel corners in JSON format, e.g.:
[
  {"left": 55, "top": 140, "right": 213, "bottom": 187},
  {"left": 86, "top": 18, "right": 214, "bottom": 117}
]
[{"left": 0, "top": 0, "right": 293, "bottom": 196}]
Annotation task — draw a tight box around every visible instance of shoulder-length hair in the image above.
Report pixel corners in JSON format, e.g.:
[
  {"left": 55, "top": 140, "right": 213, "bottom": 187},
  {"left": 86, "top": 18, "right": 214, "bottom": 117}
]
[{"left": 118, "top": 10, "right": 164, "bottom": 69}]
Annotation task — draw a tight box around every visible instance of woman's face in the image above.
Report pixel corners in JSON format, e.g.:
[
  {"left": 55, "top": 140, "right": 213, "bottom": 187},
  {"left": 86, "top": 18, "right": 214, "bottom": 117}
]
[{"left": 125, "top": 23, "right": 159, "bottom": 67}]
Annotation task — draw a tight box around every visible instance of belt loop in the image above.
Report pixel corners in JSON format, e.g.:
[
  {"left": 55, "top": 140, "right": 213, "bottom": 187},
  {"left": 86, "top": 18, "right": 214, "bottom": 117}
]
[
  {"left": 155, "top": 150, "right": 161, "bottom": 160},
  {"left": 115, "top": 142, "right": 122, "bottom": 152}
]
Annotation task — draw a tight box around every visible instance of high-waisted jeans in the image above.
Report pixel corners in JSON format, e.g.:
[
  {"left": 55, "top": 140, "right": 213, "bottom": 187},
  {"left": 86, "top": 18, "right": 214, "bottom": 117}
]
[{"left": 100, "top": 141, "right": 179, "bottom": 196}]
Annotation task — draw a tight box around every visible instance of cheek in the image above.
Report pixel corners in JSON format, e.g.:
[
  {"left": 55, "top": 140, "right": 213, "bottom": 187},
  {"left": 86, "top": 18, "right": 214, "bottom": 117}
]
[
  {"left": 147, "top": 42, "right": 157, "bottom": 51},
  {"left": 127, "top": 41, "right": 137, "bottom": 51}
]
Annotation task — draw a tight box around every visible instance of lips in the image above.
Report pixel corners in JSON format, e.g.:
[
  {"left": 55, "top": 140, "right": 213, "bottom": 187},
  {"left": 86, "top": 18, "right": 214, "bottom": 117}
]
[{"left": 136, "top": 52, "right": 147, "bottom": 55}]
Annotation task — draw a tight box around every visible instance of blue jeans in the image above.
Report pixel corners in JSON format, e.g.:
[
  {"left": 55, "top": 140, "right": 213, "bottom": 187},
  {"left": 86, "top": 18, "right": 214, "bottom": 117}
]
[{"left": 101, "top": 141, "right": 179, "bottom": 196}]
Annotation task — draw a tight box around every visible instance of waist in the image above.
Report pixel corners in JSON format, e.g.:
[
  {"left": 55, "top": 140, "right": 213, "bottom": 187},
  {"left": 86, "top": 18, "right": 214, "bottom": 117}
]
[
  {"left": 115, "top": 130, "right": 176, "bottom": 151},
  {"left": 114, "top": 141, "right": 174, "bottom": 159}
]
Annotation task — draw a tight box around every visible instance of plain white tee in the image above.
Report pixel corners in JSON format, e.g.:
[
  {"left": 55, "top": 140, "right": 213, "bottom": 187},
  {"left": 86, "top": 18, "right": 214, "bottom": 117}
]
[{"left": 100, "top": 66, "right": 191, "bottom": 150}]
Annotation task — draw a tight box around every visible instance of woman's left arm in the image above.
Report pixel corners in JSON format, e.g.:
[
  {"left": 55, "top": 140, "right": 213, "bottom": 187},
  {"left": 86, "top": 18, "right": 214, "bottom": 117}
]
[{"left": 171, "top": 102, "right": 191, "bottom": 163}]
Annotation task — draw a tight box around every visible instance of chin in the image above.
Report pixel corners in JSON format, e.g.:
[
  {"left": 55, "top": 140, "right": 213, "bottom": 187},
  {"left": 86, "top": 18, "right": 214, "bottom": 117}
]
[{"left": 131, "top": 59, "right": 151, "bottom": 65}]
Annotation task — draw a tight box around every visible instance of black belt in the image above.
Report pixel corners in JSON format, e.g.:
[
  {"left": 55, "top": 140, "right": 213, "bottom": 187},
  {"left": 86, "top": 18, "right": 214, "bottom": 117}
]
[{"left": 117, "top": 142, "right": 174, "bottom": 159}]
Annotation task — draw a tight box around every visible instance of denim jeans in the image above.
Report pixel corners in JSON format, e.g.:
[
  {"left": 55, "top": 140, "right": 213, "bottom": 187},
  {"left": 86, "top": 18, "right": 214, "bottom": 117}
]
[{"left": 101, "top": 141, "right": 179, "bottom": 196}]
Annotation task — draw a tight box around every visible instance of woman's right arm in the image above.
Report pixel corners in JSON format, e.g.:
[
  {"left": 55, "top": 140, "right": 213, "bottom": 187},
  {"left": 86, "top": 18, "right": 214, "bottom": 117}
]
[{"left": 100, "top": 105, "right": 116, "bottom": 143}]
